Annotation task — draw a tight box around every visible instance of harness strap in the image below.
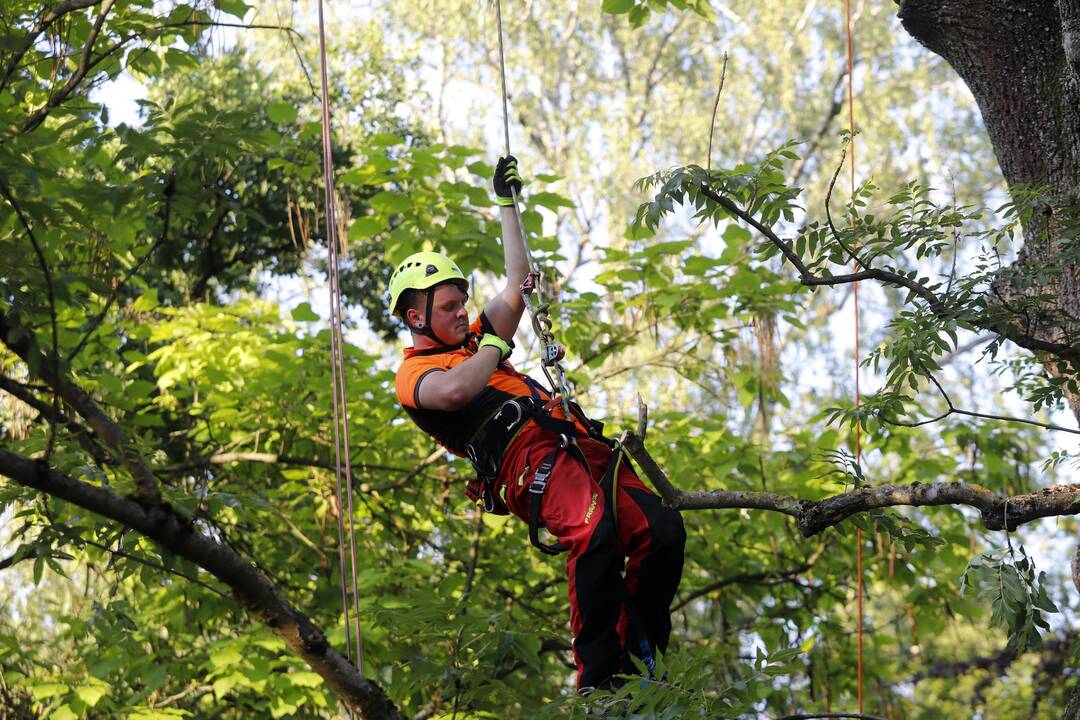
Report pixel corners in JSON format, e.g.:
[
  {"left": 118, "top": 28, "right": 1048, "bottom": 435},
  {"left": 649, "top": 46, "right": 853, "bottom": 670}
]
[{"left": 528, "top": 445, "right": 567, "bottom": 555}]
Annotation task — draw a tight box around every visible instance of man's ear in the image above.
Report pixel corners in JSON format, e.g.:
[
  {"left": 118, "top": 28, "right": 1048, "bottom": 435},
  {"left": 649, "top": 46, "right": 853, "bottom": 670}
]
[{"left": 405, "top": 306, "right": 425, "bottom": 330}]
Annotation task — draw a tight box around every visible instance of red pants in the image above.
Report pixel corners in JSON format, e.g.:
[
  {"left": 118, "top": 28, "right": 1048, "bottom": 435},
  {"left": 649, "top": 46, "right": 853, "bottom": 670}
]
[{"left": 498, "top": 424, "right": 686, "bottom": 689}]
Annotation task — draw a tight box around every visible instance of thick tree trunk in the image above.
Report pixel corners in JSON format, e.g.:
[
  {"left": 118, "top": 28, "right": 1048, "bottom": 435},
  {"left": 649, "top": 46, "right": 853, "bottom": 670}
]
[
  {"left": 897, "top": 4, "right": 1080, "bottom": 715},
  {"left": 897, "top": 0, "right": 1080, "bottom": 421}
]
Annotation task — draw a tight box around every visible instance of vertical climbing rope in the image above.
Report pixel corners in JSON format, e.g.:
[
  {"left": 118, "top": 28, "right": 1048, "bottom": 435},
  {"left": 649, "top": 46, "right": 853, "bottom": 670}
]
[
  {"left": 316, "top": 0, "right": 364, "bottom": 690},
  {"left": 844, "top": 0, "right": 864, "bottom": 712},
  {"left": 493, "top": 0, "right": 575, "bottom": 416}
]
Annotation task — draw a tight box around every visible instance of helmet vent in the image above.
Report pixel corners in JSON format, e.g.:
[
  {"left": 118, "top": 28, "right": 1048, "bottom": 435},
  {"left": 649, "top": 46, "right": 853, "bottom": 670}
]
[{"left": 425, "top": 264, "right": 438, "bottom": 276}]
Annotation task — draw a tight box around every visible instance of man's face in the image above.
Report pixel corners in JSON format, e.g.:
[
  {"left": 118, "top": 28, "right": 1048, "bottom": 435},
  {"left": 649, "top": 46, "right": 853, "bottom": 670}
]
[{"left": 424, "top": 283, "right": 469, "bottom": 343}]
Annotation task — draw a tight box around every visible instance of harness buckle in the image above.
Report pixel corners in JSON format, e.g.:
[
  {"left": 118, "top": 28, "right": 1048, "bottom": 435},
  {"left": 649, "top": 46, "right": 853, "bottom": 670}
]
[{"left": 528, "top": 465, "right": 551, "bottom": 495}]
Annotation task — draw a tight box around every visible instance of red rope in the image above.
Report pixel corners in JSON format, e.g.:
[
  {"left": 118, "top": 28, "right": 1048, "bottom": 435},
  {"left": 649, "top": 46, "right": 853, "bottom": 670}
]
[{"left": 844, "top": 0, "right": 864, "bottom": 712}]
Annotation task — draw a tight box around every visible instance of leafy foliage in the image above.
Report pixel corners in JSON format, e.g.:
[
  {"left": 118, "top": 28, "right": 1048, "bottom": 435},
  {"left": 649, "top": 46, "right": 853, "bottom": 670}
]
[
  {"left": 1, "top": 0, "right": 1078, "bottom": 718},
  {"left": 961, "top": 541, "right": 1059, "bottom": 653}
]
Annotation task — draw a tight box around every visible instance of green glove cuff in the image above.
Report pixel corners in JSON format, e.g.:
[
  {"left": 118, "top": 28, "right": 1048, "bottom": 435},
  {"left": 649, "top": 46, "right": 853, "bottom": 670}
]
[
  {"left": 494, "top": 195, "right": 516, "bottom": 207},
  {"left": 477, "top": 333, "right": 511, "bottom": 361}
]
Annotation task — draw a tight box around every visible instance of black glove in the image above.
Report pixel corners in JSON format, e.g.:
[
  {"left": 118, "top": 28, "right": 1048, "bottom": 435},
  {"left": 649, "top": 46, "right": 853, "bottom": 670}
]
[{"left": 493, "top": 155, "right": 524, "bottom": 206}]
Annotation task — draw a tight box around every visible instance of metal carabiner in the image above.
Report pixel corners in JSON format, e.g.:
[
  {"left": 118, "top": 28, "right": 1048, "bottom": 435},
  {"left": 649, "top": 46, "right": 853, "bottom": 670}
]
[{"left": 499, "top": 399, "right": 523, "bottom": 431}]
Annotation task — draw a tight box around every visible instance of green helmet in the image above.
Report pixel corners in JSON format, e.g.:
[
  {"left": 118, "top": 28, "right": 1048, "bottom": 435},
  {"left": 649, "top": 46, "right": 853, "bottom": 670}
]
[{"left": 388, "top": 251, "right": 468, "bottom": 316}]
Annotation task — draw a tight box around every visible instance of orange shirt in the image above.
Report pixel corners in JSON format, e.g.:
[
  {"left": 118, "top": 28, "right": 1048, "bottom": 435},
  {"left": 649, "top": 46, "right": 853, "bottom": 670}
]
[{"left": 395, "top": 313, "right": 582, "bottom": 457}]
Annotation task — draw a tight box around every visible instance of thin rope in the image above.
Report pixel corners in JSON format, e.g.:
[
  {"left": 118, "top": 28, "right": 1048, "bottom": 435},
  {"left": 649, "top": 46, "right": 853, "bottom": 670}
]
[
  {"left": 493, "top": 0, "right": 575, "bottom": 416},
  {"left": 844, "top": 0, "right": 864, "bottom": 712},
  {"left": 316, "top": 0, "right": 364, "bottom": 688}
]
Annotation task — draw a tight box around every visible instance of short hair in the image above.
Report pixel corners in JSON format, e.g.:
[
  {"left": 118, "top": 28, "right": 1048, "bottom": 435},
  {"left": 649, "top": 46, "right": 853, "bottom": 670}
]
[{"left": 396, "top": 288, "right": 425, "bottom": 317}]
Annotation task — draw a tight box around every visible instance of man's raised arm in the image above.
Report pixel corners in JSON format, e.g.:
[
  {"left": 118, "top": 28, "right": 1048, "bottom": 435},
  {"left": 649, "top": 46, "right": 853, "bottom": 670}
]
[{"left": 483, "top": 156, "right": 529, "bottom": 340}]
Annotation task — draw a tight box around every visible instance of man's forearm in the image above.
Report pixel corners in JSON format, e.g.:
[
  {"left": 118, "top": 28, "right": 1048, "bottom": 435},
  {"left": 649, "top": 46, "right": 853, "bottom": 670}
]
[{"left": 500, "top": 205, "right": 530, "bottom": 286}]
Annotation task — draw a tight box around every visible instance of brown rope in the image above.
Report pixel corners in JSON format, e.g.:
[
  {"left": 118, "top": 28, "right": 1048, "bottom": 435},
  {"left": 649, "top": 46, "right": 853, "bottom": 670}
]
[{"left": 315, "top": 0, "right": 363, "bottom": 689}]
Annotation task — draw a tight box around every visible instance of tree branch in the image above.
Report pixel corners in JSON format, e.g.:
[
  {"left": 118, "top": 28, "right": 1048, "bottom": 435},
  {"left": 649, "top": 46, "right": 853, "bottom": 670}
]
[
  {"left": 619, "top": 425, "right": 1080, "bottom": 536},
  {"left": 881, "top": 369, "right": 1080, "bottom": 435},
  {"left": 160, "top": 447, "right": 443, "bottom": 493},
  {"left": 0, "top": 0, "right": 107, "bottom": 95},
  {"left": 696, "top": 184, "right": 1080, "bottom": 363},
  {"left": 673, "top": 563, "right": 812, "bottom": 611},
  {"left": 76, "top": 536, "right": 229, "bottom": 598},
  {"left": 21, "top": 0, "right": 116, "bottom": 134},
  {"left": 0, "top": 447, "right": 399, "bottom": 719},
  {"left": 823, "top": 148, "right": 872, "bottom": 271},
  {"left": 0, "top": 308, "right": 161, "bottom": 504},
  {"left": 786, "top": 68, "right": 848, "bottom": 188},
  {"left": 0, "top": 373, "right": 109, "bottom": 466},
  {"left": 0, "top": 177, "right": 61, "bottom": 460}
]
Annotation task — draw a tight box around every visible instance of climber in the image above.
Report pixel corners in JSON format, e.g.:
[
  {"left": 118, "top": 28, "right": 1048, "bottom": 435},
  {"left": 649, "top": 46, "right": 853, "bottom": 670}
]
[{"left": 389, "top": 156, "right": 685, "bottom": 692}]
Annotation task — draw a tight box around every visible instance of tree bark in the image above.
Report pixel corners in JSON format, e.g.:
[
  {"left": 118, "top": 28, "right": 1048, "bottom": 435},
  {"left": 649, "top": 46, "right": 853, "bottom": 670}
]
[{"left": 897, "top": 0, "right": 1080, "bottom": 420}]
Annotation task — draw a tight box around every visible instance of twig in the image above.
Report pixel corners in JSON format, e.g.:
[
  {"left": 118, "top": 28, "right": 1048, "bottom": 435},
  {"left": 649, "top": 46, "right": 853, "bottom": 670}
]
[
  {"left": 823, "top": 148, "right": 871, "bottom": 271},
  {"left": 69, "top": 175, "right": 174, "bottom": 362},
  {"left": 274, "top": 0, "right": 317, "bottom": 98},
  {"left": 161, "top": 447, "right": 444, "bottom": 493},
  {"left": 674, "top": 563, "right": 812, "bottom": 610},
  {"left": 0, "top": 0, "right": 106, "bottom": 95},
  {"left": 77, "top": 536, "right": 229, "bottom": 598},
  {"left": 946, "top": 170, "right": 960, "bottom": 298},
  {"left": 786, "top": 68, "right": 848, "bottom": 187},
  {"left": 0, "top": 309, "right": 162, "bottom": 504},
  {"left": 0, "top": 374, "right": 109, "bottom": 466},
  {"left": 706, "top": 52, "right": 728, "bottom": 174},
  {"left": 21, "top": 0, "right": 116, "bottom": 134},
  {"left": 938, "top": 333, "right": 994, "bottom": 367},
  {"left": 881, "top": 369, "right": 1080, "bottom": 436}
]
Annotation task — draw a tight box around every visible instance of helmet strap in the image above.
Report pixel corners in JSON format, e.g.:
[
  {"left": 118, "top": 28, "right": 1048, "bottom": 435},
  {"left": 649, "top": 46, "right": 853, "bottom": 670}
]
[{"left": 410, "top": 286, "right": 454, "bottom": 346}]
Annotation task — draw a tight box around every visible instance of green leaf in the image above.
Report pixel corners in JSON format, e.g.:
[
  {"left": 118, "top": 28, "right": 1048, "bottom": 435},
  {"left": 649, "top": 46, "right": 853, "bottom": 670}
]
[
  {"left": 52, "top": 705, "right": 78, "bottom": 720},
  {"left": 602, "top": 0, "right": 635, "bottom": 13},
  {"left": 368, "top": 133, "right": 405, "bottom": 147},
  {"left": 132, "top": 288, "right": 159, "bottom": 312},
  {"left": 74, "top": 685, "right": 108, "bottom": 707},
  {"left": 291, "top": 302, "right": 320, "bottom": 323},
  {"left": 288, "top": 671, "right": 323, "bottom": 688},
  {"left": 371, "top": 191, "right": 411, "bottom": 214},
  {"left": 31, "top": 682, "right": 69, "bottom": 700},
  {"left": 267, "top": 102, "right": 298, "bottom": 124},
  {"left": 210, "top": 647, "right": 245, "bottom": 669},
  {"left": 217, "top": 0, "right": 250, "bottom": 18},
  {"left": 349, "top": 216, "right": 383, "bottom": 240}
]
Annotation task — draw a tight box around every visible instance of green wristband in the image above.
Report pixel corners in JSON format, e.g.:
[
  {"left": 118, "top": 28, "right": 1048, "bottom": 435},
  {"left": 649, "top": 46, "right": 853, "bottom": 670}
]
[{"left": 478, "top": 333, "right": 511, "bottom": 361}]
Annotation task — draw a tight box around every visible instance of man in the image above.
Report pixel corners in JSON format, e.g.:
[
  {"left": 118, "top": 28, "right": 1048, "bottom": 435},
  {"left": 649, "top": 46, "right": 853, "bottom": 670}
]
[{"left": 390, "top": 156, "right": 685, "bottom": 692}]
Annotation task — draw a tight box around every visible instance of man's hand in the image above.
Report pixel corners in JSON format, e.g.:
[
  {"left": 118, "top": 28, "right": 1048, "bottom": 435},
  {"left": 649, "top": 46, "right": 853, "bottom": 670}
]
[{"left": 493, "top": 155, "right": 524, "bottom": 206}]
